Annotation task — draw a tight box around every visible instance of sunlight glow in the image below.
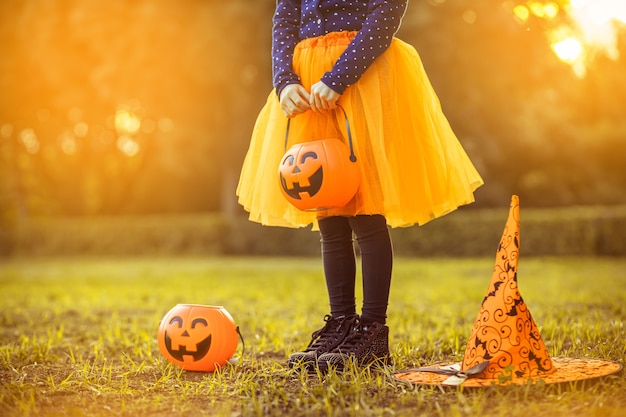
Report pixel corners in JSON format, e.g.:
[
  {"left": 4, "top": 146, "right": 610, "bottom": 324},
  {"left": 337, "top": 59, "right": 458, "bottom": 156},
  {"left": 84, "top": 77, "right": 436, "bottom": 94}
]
[
  {"left": 552, "top": 37, "right": 584, "bottom": 62},
  {"left": 565, "top": 0, "right": 625, "bottom": 61},
  {"left": 516, "top": 0, "right": 626, "bottom": 77},
  {"left": 113, "top": 107, "right": 143, "bottom": 157},
  {"left": 117, "top": 135, "right": 140, "bottom": 157},
  {"left": 114, "top": 109, "right": 141, "bottom": 135},
  {"left": 20, "top": 128, "right": 40, "bottom": 154},
  {"left": 513, "top": 5, "right": 531, "bottom": 22},
  {"left": 543, "top": 2, "right": 560, "bottom": 18},
  {"left": 528, "top": 1, "right": 559, "bottom": 18}
]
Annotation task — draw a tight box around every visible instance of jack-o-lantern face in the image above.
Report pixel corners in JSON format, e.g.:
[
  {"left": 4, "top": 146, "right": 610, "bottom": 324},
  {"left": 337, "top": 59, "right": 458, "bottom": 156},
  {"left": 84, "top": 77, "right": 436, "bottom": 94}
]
[
  {"left": 157, "top": 304, "right": 239, "bottom": 372},
  {"left": 278, "top": 139, "right": 360, "bottom": 211},
  {"left": 279, "top": 151, "right": 324, "bottom": 200},
  {"left": 164, "top": 316, "right": 212, "bottom": 362}
]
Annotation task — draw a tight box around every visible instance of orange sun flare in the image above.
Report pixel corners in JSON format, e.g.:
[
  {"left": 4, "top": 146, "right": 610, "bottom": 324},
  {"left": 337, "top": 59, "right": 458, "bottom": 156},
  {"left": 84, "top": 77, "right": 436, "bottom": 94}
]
[{"left": 513, "top": 0, "right": 626, "bottom": 76}]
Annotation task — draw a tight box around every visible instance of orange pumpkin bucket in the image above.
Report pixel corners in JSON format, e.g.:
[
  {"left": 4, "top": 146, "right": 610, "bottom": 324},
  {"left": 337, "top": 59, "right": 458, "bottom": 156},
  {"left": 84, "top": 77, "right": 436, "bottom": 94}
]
[
  {"left": 157, "top": 304, "right": 239, "bottom": 372},
  {"left": 278, "top": 106, "right": 360, "bottom": 211}
]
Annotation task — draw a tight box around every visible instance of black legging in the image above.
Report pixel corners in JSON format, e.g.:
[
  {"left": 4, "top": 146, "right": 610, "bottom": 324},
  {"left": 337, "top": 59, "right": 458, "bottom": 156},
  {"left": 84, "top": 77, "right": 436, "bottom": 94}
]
[{"left": 318, "top": 215, "right": 393, "bottom": 324}]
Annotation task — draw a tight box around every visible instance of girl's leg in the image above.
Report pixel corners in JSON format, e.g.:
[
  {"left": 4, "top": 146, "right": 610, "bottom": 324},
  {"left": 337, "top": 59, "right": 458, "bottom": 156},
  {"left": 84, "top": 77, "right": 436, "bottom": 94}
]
[
  {"left": 317, "top": 215, "right": 393, "bottom": 371},
  {"left": 318, "top": 216, "right": 357, "bottom": 317},
  {"left": 287, "top": 216, "right": 358, "bottom": 369},
  {"left": 349, "top": 215, "right": 393, "bottom": 324}
]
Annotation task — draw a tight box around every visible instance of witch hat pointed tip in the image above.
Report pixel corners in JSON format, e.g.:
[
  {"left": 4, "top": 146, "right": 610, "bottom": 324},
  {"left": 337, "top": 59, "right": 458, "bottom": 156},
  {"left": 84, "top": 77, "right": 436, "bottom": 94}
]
[{"left": 509, "top": 194, "right": 520, "bottom": 226}]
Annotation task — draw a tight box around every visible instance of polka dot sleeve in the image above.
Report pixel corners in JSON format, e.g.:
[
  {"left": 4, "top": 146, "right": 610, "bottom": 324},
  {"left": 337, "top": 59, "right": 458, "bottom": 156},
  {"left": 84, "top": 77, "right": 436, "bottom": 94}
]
[
  {"left": 321, "top": 0, "right": 408, "bottom": 95},
  {"left": 272, "top": 0, "right": 302, "bottom": 98}
]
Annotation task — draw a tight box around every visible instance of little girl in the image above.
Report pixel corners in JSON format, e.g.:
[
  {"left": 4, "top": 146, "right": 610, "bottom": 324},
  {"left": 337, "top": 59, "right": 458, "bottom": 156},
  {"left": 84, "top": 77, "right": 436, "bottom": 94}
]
[{"left": 237, "top": 0, "right": 483, "bottom": 371}]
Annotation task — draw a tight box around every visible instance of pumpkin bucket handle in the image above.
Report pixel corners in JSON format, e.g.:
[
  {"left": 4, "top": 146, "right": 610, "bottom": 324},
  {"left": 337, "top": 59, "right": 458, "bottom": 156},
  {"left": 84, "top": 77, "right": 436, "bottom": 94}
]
[
  {"left": 284, "top": 104, "right": 357, "bottom": 163},
  {"left": 228, "top": 325, "right": 246, "bottom": 365}
]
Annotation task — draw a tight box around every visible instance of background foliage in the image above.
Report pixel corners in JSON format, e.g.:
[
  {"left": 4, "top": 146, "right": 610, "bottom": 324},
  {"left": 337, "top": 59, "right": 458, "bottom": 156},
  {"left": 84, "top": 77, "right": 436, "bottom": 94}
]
[
  {"left": 7, "top": 204, "right": 626, "bottom": 257},
  {"left": 1, "top": 0, "right": 625, "bottom": 230}
]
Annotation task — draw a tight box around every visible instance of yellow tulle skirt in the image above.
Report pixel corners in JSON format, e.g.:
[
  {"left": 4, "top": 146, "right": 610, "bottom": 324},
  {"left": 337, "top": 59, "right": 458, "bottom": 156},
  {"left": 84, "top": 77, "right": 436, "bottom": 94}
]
[{"left": 237, "top": 31, "right": 483, "bottom": 229}]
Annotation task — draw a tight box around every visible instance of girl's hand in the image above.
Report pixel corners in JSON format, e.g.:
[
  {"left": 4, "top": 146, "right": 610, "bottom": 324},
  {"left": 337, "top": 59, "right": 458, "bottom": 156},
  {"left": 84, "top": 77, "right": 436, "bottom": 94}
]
[
  {"left": 279, "top": 84, "right": 311, "bottom": 118},
  {"left": 310, "top": 81, "right": 341, "bottom": 113}
]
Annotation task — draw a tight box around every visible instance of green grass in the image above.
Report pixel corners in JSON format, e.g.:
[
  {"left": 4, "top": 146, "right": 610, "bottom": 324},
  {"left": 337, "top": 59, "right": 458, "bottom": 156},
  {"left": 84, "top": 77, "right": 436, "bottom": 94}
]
[{"left": 0, "top": 256, "right": 625, "bottom": 417}]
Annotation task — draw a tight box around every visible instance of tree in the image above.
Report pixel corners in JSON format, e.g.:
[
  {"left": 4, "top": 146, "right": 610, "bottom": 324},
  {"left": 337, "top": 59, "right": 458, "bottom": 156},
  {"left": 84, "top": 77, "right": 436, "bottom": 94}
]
[{"left": 1, "top": 0, "right": 625, "bottom": 226}]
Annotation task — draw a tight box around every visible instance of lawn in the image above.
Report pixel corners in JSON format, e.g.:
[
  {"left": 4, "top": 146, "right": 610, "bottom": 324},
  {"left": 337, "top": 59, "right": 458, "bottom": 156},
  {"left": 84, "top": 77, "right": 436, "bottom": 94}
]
[{"left": 0, "top": 256, "right": 625, "bottom": 416}]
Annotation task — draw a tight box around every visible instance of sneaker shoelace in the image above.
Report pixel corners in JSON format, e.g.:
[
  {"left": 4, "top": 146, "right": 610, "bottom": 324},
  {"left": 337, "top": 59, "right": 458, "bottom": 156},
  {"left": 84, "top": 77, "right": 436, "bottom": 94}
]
[
  {"left": 337, "top": 321, "right": 375, "bottom": 354},
  {"left": 306, "top": 315, "right": 352, "bottom": 352}
]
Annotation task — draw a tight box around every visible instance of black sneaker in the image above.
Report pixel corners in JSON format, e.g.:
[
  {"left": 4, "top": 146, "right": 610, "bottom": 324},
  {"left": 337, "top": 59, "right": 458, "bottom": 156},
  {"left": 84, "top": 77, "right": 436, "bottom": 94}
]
[
  {"left": 288, "top": 314, "right": 359, "bottom": 369},
  {"left": 317, "top": 319, "right": 390, "bottom": 372}
]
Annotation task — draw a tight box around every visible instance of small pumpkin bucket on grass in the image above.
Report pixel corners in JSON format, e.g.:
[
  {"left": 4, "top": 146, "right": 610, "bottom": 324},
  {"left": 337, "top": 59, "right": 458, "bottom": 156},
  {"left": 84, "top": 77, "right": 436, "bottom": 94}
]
[
  {"left": 278, "top": 105, "right": 360, "bottom": 211},
  {"left": 157, "top": 304, "right": 240, "bottom": 372}
]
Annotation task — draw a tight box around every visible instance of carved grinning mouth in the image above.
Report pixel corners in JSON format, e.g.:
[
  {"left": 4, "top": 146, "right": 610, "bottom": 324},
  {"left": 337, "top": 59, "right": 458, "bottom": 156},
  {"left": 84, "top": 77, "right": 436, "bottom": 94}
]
[
  {"left": 280, "top": 167, "right": 323, "bottom": 200},
  {"left": 164, "top": 332, "right": 212, "bottom": 361}
]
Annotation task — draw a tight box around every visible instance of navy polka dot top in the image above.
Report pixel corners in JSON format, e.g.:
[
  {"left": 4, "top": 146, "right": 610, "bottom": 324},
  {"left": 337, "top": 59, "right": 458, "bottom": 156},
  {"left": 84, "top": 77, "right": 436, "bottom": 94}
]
[{"left": 272, "top": 0, "right": 408, "bottom": 97}]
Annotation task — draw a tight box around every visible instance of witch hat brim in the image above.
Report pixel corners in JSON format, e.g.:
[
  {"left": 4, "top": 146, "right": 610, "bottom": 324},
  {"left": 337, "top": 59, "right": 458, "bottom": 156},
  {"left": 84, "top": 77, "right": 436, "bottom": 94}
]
[
  {"left": 394, "top": 357, "right": 623, "bottom": 387},
  {"left": 394, "top": 195, "right": 622, "bottom": 387}
]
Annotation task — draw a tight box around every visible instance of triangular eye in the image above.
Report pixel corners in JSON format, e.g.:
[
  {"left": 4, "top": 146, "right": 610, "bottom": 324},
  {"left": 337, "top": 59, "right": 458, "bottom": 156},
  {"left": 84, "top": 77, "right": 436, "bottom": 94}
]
[
  {"left": 301, "top": 151, "right": 318, "bottom": 163},
  {"left": 282, "top": 155, "right": 295, "bottom": 166}
]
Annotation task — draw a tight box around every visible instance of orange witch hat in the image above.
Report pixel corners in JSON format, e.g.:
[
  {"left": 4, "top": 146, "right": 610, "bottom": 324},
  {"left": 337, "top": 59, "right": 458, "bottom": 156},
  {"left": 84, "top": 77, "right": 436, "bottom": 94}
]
[
  {"left": 394, "top": 195, "right": 622, "bottom": 387},
  {"left": 460, "top": 194, "right": 554, "bottom": 381}
]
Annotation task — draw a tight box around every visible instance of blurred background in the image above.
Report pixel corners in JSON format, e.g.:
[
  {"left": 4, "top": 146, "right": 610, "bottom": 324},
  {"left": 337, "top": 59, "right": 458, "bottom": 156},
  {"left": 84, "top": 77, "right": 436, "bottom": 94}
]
[{"left": 1, "top": 0, "right": 625, "bottom": 257}]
